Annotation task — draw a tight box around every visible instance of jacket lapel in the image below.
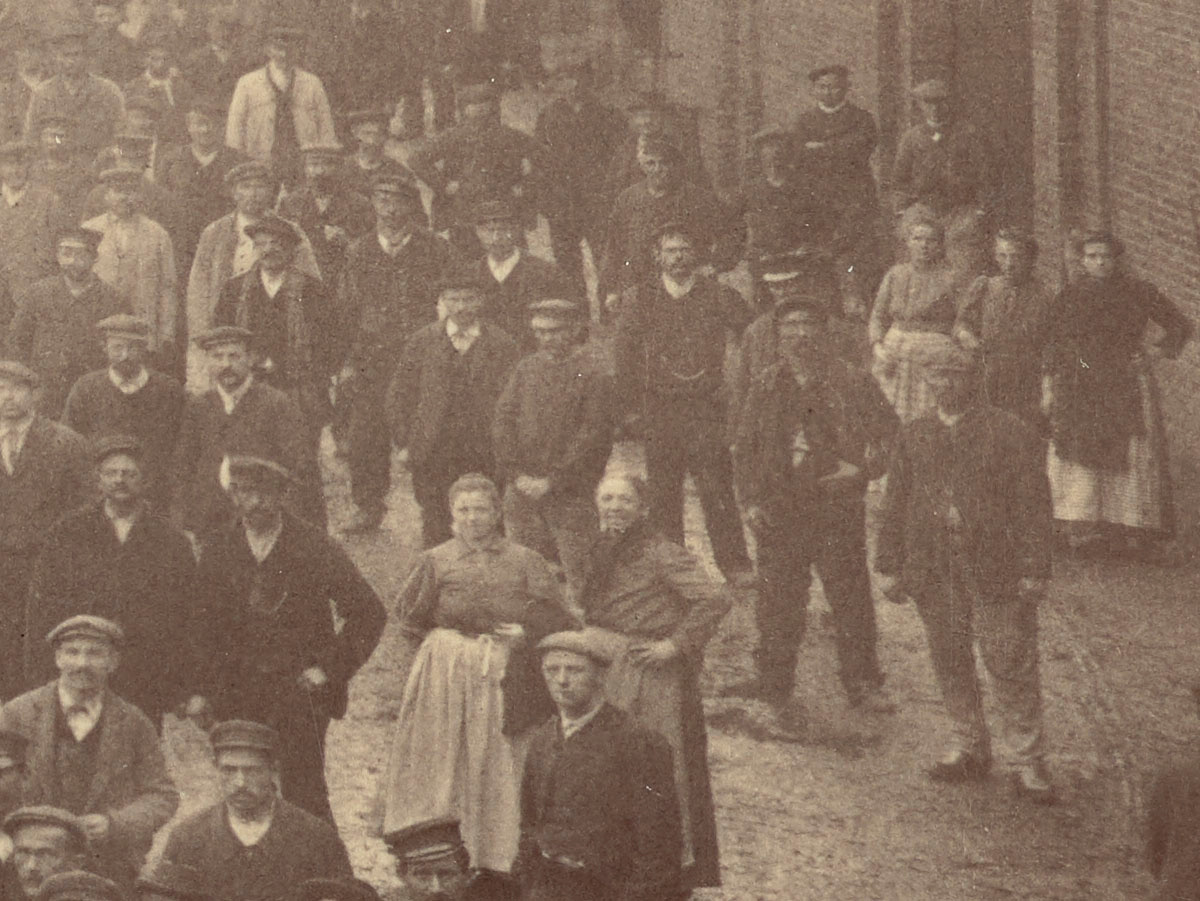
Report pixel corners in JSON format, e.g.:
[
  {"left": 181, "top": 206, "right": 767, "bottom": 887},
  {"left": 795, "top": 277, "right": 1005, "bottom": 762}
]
[
  {"left": 85, "top": 691, "right": 119, "bottom": 811},
  {"left": 28, "top": 685, "right": 59, "bottom": 801},
  {"left": 11, "top": 417, "right": 47, "bottom": 480}
]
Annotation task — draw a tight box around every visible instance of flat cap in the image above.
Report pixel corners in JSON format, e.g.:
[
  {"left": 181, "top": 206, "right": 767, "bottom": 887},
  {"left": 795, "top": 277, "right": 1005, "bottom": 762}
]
[
  {"left": 46, "top": 615, "right": 124, "bottom": 647},
  {"left": 194, "top": 325, "right": 254, "bottom": 349},
  {"left": 528, "top": 298, "right": 583, "bottom": 321},
  {"left": 3, "top": 807, "right": 85, "bottom": 844},
  {"left": 536, "top": 628, "right": 620, "bottom": 666},
  {"left": 114, "top": 132, "right": 156, "bottom": 156},
  {"left": 774, "top": 294, "right": 829, "bottom": 320},
  {"left": 474, "top": 198, "right": 518, "bottom": 224},
  {"left": 185, "top": 96, "right": 227, "bottom": 119},
  {"left": 917, "top": 335, "right": 977, "bottom": 372},
  {"left": 243, "top": 213, "right": 302, "bottom": 246},
  {"left": 0, "top": 730, "right": 28, "bottom": 769},
  {"left": 0, "top": 360, "right": 39, "bottom": 388},
  {"left": 652, "top": 217, "right": 705, "bottom": 245},
  {"left": 96, "top": 313, "right": 151, "bottom": 341},
  {"left": 296, "top": 878, "right": 381, "bottom": 901},
  {"left": 457, "top": 82, "right": 500, "bottom": 105},
  {"left": 93, "top": 434, "right": 144, "bottom": 464},
  {"left": 300, "top": 140, "right": 344, "bottom": 158},
  {"left": 384, "top": 817, "right": 465, "bottom": 865},
  {"left": 1079, "top": 229, "right": 1124, "bottom": 255},
  {"left": 750, "top": 124, "right": 788, "bottom": 146},
  {"left": 0, "top": 141, "right": 35, "bottom": 162},
  {"left": 369, "top": 172, "right": 421, "bottom": 204},
  {"left": 210, "top": 720, "right": 279, "bottom": 755},
  {"left": 912, "top": 78, "right": 950, "bottom": 101},
  {"left": 224, "top": 453, "right": 294, "bottom": 484},
  {"left": 98, "top": 165, "right": 144, "bottom": 187},
  {"left": 135, "top": 862, "right": 209, "bottom": 901},
  {"left": 808, "top": 63, "right": 850, "bottom": 82},
  {"left": 346, "top": 108, "right": 391, "bottom": 127},
  {"left": 223, "top": 160, "right": 274, "bottom": 187},
  {"left": 56, "top": 227, "right": 102, "bottom": 255},
  {"left": 37, "top": 872, "right": 125, "bottom": 901}
]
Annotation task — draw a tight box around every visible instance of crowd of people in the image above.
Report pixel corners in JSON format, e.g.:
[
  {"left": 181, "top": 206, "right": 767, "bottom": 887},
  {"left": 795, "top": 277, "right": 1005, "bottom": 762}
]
[{"left": 0, "top": 1, "right": 1194, "bottom": 900}]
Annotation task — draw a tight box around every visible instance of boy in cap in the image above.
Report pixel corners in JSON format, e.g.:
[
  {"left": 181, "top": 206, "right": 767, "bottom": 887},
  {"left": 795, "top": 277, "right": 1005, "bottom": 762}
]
[
  {"left": 155, "top": 720, "right": 351, "bottom": 901},
  {"left": 876, "top": 340, "right": 1055, "bottom": 800},
  {"left": 187, "top": 451, "right": 384, "bottom": 820},
  {"left": 83, "top": 167, "right": 179, "bottom": 371},
  {"left": 4, "top": 807, "right": 87, "bottom": 900},
  {"left": 0, "top": 361, "right": 92, "bottom": 698},
  {"left": 0, "top": 615, "right": 178, "bottom": 887},
  {"left": 185, "top": 160, "right": 319, "bottom": 391},
  {"left": 517, "top": 632, "right": 683, "bottom": 901},
  {"left": 0, "top": 140, "right": 66, "bottom": 300},
  {"left": 25, "top": 433, "right": 196, "bottom": 726},
  {"left": 492, "top": 298, "right": 612, "bottom": 600},
  {"left": 730, "top": 293, "right": 898, "bottom": 724},
  {"left": 386, "top": 818, "right": 514, "bottom": 901},
  {"left": 384, "top": 270, "right": 518, "bottom": 546},
  {"left": 61, "top": 314, "right": 185, "bottom": 506}
]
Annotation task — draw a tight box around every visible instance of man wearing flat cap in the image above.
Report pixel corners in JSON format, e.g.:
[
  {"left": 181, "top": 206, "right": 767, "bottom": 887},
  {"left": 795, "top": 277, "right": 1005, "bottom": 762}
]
[
  {"left": 877, "top": 340, "right": 1056, "bottom": 802},
  {"left": 603, "top": 93, "right": 712, "bottom": 207},
  {"left": 891, "top": 77, "right": 996, "bottom": 223},
  {"left": 730, "top": 293, "right": 898, "bottom": 725},
  {"left": 0, "top": 361, "right": 92, "bottom": 699},
  {"left": 225, "top": 23, "right": 336, "bottom": 190},
  {"left": 384, "top": 269, "right": 518, "bottom": 546},
  {"left": 172, "top": 325, "right": 322, "bottom": 541},
  {"left": 517, "top": 633, "right": 683, "bottom": 901},
  {"left": 0, "top": 615, "right": 179, "bottom": 887},
  {"left": 185, "top": 160, "right": 319, "bottom": 390},
  {"left": 61, "top": 315, "right": 185, "bottom": 509},
  {"left": 155, "top": 720, "right": 350, "bottom": 901},
  {"left": 406, "top": 81, "right": 546, "bottom": 255},
  {"left": 341, "top": 110, "right": 411, "bottom": 201},
  {"left": 0, "top": 141, "right": 67, "bottom": 300},
  {"left": 386, "top": 818, "right": 515, "bottom": 901},
  {"left": 35, "top": 871, "right": 125, "bottom": 901},
  {"left": 7, "top": 228, "right": 127, "bottom": 418},
  {"left": 212, "top": 212, "right": 337, "bottom": 470},
  {"left": 278, "top": 143, "right": 374, "bottom": 294},
  {"left": 471, "top": 200, "right": 567, "bottom": 352},
  {"left": 25, "top": 434, "right": 196, "bottom": 727},
  {"left": 188, "top": 450, "right": 384, "bottom": 820},
  {"left": 493, "top": 298, "right": 612, "bottom": 601},
  {"left": 3, "top": 807, "right": 87, "bottom": 900},
  {"left": 23, "top": 21, "right": 126, "bottom": 159},
  {"left": 83, "top": 166, "right": 179, "bottom": 372},
  {"left": 336, "top": 171, "right": 457, "bottom": 533}
]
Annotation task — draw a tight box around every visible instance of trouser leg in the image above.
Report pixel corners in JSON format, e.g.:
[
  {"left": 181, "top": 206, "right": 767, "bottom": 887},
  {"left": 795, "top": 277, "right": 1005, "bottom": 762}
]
[
  {"left": 541, "top": 492, "right": 599, "bottom": 603},
  {"left": 690, "top": 433, "right": 751, "bottom": 577},
  {"left": 643, "top": 412, "right": 687, "bottom": 545},
  {"left": 547, "top": 214, "right": 586, "bottom": 291},
  {"left": 914, "top": 568, "right": 990, "bottom": 759},
  {"left": 976, "top": 590, "right": 1045, "bottom": 767},
  {"left": 503, "top": 484, "right": 558, "bottom": 561},
  {"left": 347, "top": 385, "right": 391, "bottom": 514},
  {"left": 813, "top": 498, "right": 883, "bottom": 696},
  {"left": 412, "top": 465, "right": 466, "bottom": 548},
  {"left": 753, "top": 516, "right": 814, "bottom": 697}
]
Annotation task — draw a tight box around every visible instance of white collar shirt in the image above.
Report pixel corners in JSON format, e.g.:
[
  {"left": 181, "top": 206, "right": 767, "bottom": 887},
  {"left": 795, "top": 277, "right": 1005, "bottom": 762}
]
[
  {"left": 233, "top": 212, "right": 259, "bottom": 277},
  {"left": 57, "top": 683, "right": 103, "bottom": 742},
  {"left": 377, "top": 231, "right": 412, "bottom": 257},
  {"left": 260, "top": 268, "right": 286, "bottom": 298},
  {"left": 108, "top": 366, "right": 150, "bottom": 395},
  {"left": 104, "top": 500, "right": 141, "bottom": 544},
  {"left": 216, "top": 375, "right": 254, "bottom": 415},
  {"left": 2, "top": 184, "right": 27, "bottom": 208},
  {"left": 446, "top": 318, "right": 482, "bottom": 354},
  {"left": 244, "top": 516, "right": 284, "bottom": 563},
  {"left": 661, "top": 273, "right": 696, "bottom": 299},
  {"left": 560, "top": 702, "right": 604, "bottom": 741},
  {"left": 227, "top": 802, "right": 276, "bottom": 847},
  {"left": 487, "top": 249, "right": 521, "bottom": 284}
]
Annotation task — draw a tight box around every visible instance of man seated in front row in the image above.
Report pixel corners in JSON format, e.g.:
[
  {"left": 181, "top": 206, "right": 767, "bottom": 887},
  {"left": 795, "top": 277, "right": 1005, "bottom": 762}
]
[
  {"left": 0, "top": 616, "right": 179, "bottom": 889},
  {"left": 517, "top": 631, "right": 683, "bottom": 901},
  {"left": 385, "top": 818, "right": 516, "bottom": 901},
  {"left": 153, "top": 721, "right": 351, "bottom": 901},
  {"left": 3, "top": 807, "right": 87, "bottom": 901}
]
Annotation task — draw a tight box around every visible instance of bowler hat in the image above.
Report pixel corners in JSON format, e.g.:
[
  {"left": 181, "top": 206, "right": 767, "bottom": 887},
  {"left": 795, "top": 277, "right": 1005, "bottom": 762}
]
[
  {"left": 46, "top": 614, "right": 124, "bottom": 647},
  {"left": 384, "top": 817, "right": 466, "bottom": 866},
  {"left": 193, "top": 325, "right": 254, "bottom": 350},
  {"left": 536, "top": 628, "right": 620, "bottom": 666},
  {"left": 0, "top": 360, "right": 40, "bottom": 389},
  {"left": 36, "top": 872, "right": 125, "bottom": 901},
  {"left": 210, "top": 720, "right": 279, "bottom": 756},
  {"left": 3, "top": 807, "right": 85, "bottom": 845}
]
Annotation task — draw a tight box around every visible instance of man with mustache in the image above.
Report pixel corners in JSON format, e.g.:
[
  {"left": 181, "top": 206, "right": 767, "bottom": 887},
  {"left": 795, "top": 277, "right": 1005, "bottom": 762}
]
[
  {"left": 387, "top": 818, "right": 516, "bottom": 901},
  {"left": 2, "top": 807, "right": 86, "bottom": 901},
  {"left": 153, "top": 721, "right": 351, "bottom": 901}
]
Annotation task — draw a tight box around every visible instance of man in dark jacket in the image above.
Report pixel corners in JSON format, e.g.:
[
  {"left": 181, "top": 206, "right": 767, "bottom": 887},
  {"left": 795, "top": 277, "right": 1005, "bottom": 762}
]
[
  {"left": 876, "top": 340, "right": 1054, "bottom": 800},
  {"left": 336, "top": 173, "right": 457, "bottom": 533},
  {"left": 153, "top": 721, "right": 352, "bottom": 898},
  {"left": 0, "top": 361, "right": 92, "bottom": 700},
  {"left": 385, "top": 271, "right": 519, "bottom": 547},
  {"left": 493, "top": 299, "right": 612, "bottom": 600},
  {"left": 188, "top": 457, "right": 385, "bottom": 822},
  {"left": 731, "top": 295, "right": 897, "bottom": 722},
  {"left": 613, "top": 221, "right": 753, "bottom": 584},
  {"left": 24, "top": 436, "right": 196, "bottom": 726},
  {"left": 518, "top": 630, "right": 682, "bottom": 901}
]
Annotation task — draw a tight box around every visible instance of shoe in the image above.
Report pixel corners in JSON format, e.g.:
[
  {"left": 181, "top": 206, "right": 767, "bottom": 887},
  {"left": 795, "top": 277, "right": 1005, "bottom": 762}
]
[
  {"left": 1012, "top": 762, "right": 1057, "bottom": 804},
  {"left": 851, "top": 686, "right": 897, "bottom": 714},
  {"left": 926, "top": 749, "right": 991, "bottom": 783},
  {"left": 342, "top": 506, "right": 385, "bottom": 534}
]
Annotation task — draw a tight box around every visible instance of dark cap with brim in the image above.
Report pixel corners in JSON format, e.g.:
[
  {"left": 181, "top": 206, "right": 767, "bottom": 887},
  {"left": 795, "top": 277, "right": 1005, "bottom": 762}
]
[
  {"left": 347, "top": 108, "right": 390, "bottom": 128},
  {"left": 96, "top": 313, "right": 151, "bottom": 342},
  {"left": 98, "top": 166, "right": 145, "bottom": 187},
  {"left": 266, "top": 24, "right": 307, "bottom": 43},
  {"left": 536, "top": 628, "right": 619, "bottom": 666},
  {"left": 46, "top": 614, "right": 124, "bottom": 647},
  {"left": 528, "top": 298, "right": 583, "bottom": 322},
  {"left": 36, "top": 872, "right": 125, "bottom": 901},
  {"left": 243, "top": 213, "right": 302, "bottom": 246},
  {"left": 193, "top": 325, "right": 254, "bottom": 350},
  {"left": 93, "top": 434, "right": 144, "bottom": 464},
  {"left": 808, "top": 64, "right": 850, "bottom": 82},
  {"left": 57, "top": 227, "right": 102, "bottom": 255},
  {"left": 473, "top": 198, "right": 518, "bottom": 225},
  {"left": 457, "top": 82, "right": 500, "bottom": 106},
  {"left": 225, "top": 453, "right": 294, "bottom": 483},
  {"left": 0, "top": 360, "right": 39, "bottom": 388},
  {"left": 4, "top": 807, "right": 85, "bottom": 844},
  {"left": 210, "top": 720, "right": 279, "bottom": 756},
  {"left": 912, "top": 78, "right": 951, "bottom": 101},
  {"left": 384, "top": 817, "right": 466, "bottom": 866},
  {"left": 436, "top": 269, "right": 488, "bottom": 295},
  {"left": 223, "top": 160, "right": 274, "bottom": 187}
]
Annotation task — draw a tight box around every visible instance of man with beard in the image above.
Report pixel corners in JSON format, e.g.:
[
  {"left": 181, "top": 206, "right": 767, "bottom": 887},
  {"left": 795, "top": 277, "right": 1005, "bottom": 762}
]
[
  {"left": 187, "top": 453, "right": 385, "bottom": 822},
  {"left": 0, "top": 616, "right": 178, "bottom": 887},
  {"left": 0, "top": 141, "right": 66, "bottom": 302},
  {"left": 493, "top": 299, "right": 612, "bottom": 601},
  {"left": 185, "top": 161, "right": 319, "bottom": 391},
  {"left": 876, "top": 341, "right": 1055, "bottom": 802},
  {"left": 337, "top": 172, "right": 456, "bottom": 534},
  {"left": 613, "top": 221, "right": 753, "bottom": 586},
  {"left": 0, "top": 362, "right": 91, "bottom": 700},
  {"left": 154, "top": 721, "right": 351, "bottom": 899},
  {"left": 730, "top": 294, "right": 897, "bottom": 729},
  {"left": 2, "top": 808, "right": 87, "bottom": 901},
  {"left": 171, "top": 326, "right": 320, "bottom": 544},
  {"left": 25, "top": 436, "right": 196, "bottom": 728}
]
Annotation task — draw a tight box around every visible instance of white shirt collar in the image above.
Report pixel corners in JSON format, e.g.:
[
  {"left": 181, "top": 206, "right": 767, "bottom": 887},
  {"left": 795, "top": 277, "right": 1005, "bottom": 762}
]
[
  {"left": 818, "top": 99, "right": 848, "bottom": 114},
  {"left": 191, "top": 146, "right": 219, "bottom": 166},
  {"left": 937, "top": 408, "right": 965, "bottom": 427},
  {"left": 267, "top": 62, "right": 293, "bottom": 92},
  {"left": 377, "top": 231, "right": 412, "bottom": 256},
  {"left": 446, "top": 317, "right": 482, "bottom": 353},
  {"left": 487, "top": 249, "right": 521, "bottom": 283},
  {"left": 104, "top": 499, "right": 141, "bottom": 544},
  {"left": 2, "top": 184, "right": 27, "bottom": 207},
  {"left": 108, "top": 366, "right": 150, "bottom": 395},
  {"left": 560, "top": 701, "right": 604, "bottom": 740},
  {"left": 57, "top": 682, "right": 104, "bottom": 742},
  {"left": 661, "top": 273, "right": 696, "bottom": 299},
  {"left": 260, "top": 268, "right": 286, "bottom": 298},
  {"left": 244, "top": 514, "right": 284, "bottom": 563},
  {"left": 227, "top": 800, "right": 277, "bottom": 847},
  {"left": 216, "top": 375, "right": 254, "bottom": 415}
]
